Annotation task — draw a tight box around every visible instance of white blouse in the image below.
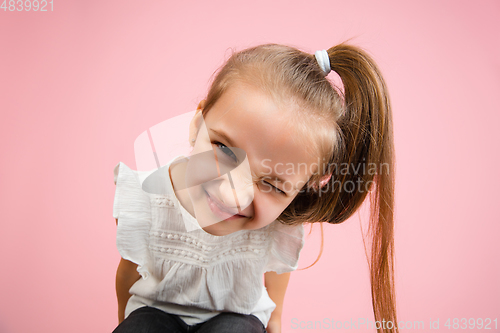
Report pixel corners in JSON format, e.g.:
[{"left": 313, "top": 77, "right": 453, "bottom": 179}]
[{"left": 112, "top": 158, "right": 305, "bottom": 327}]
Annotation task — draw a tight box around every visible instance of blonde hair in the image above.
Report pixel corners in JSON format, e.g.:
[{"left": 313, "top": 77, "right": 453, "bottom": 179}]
[{"left": 201, "top": 43, "right": 397, "bottom": 333}]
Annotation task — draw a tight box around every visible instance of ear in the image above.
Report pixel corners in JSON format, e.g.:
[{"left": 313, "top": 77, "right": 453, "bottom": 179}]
[
  {"left": 318, "top": 173, "right": 332, "bottom": 188},
  {"left": 308, "top": 173, "right": 332, "bottom": 191},
  {"left": 197, "top": 99, "right": 206, "bottom": 110},
  {"left": 189, "top": 100, "right": 206, "bottom": 145}
]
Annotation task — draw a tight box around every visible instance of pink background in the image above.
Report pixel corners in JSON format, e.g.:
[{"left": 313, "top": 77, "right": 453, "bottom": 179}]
[{"left": 1, "top": 1, "right": 499, "bottom": 332}]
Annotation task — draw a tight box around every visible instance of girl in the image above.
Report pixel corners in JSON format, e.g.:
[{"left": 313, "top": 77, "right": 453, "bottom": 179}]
[{"left": 112, "top": 43, "right": 397, "bottom": 333}]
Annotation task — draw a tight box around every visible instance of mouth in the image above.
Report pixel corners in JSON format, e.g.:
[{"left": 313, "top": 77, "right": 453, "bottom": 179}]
[{"left": 204, "top": 188, "right": 247, "bottom": 221}]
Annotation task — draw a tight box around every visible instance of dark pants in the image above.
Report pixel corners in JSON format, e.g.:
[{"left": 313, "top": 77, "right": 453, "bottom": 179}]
[{"left": 113, "top": 306, "right": 267, "bottom": 333}]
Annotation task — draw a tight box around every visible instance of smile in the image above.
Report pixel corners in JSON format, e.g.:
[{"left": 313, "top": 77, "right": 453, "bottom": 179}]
[{"left": 204, "top": 188, "right": 246, "bottom": 221}]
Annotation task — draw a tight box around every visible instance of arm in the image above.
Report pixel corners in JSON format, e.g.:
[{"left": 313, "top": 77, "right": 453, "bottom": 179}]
[
  {"left": 115, "top": 219, "right": 141, "bottom": 323},
  {"left": 264, "top": 271, "right": 291, "bottom": 333}
]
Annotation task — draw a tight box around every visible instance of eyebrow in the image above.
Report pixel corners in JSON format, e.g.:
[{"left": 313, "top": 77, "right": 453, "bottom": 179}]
[
  {"left": 210, "top": 129, "right": 236, "bottom": 148},
  {"left": 209, "top": 128, "right": 299, "bottom": 193}
]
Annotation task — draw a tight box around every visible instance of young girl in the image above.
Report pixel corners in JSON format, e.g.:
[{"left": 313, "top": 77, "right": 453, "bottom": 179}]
[{"left": 112, "top": 43, "right": 397, "bottom": 333}]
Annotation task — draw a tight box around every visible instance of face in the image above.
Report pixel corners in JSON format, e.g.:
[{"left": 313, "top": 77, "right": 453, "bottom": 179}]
[{"left": 180, "top": 82, "right": 320, "bottom": 236}]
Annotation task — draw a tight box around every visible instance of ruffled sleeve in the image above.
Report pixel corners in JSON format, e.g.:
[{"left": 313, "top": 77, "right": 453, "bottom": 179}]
[
  {"left": 113, "top": 162, "right": 153, "bottom": 279},
  {"left": 264, "top": 221, "right": 305, "bottom": 274}
]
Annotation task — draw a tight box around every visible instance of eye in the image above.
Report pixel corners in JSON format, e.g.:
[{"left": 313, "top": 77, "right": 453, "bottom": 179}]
[
  {"left": 264, "top": 181, "right": 286, "bottom": 195},
  {"left": 213, "top": 142, "right": 238, "bottom": 162}
]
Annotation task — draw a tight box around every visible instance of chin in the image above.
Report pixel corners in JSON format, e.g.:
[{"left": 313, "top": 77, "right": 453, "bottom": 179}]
[{"left": 202, "top": 223, "right": 238, "bottom": 236}]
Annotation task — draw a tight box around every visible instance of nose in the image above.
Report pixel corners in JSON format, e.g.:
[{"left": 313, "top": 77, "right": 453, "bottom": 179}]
[{"left": 217, "top": 162, "right": 254, "bottom": 212}]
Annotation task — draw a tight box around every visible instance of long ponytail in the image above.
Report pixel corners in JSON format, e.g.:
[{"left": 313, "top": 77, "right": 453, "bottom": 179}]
[{"left": 328, "top": 44, "right": 397, "bottom": 332}]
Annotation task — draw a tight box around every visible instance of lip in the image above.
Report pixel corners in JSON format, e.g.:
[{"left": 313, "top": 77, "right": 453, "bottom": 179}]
[{"left": 204, "top": 189, "right": 246, "bottom": 221}]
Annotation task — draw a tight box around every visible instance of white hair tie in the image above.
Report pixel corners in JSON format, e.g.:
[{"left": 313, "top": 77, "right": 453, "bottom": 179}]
[{"left": 314, "top": 50, "right": 331, "bottom": 76}]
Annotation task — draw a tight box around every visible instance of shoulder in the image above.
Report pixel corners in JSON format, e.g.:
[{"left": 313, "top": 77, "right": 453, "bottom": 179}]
[
  {"left": 264, "top": 221, "right": 305, "bottom": 274},
  {"left": 269, "top": 220, "right": 304, "bottom": 242}
]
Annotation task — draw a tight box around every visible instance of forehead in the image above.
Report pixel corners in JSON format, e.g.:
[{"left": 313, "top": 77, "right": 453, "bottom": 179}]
[{"left": 204, "top": 82, "right": 321, "bottom": 180}]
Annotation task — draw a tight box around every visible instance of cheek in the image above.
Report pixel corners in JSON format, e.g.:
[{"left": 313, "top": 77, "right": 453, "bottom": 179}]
[
  {"left": 185, "top": 152, "right": 220, "bottom": 188},
  {"left": 253, "top": 195, "right": 290, "bottom": 226}
]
